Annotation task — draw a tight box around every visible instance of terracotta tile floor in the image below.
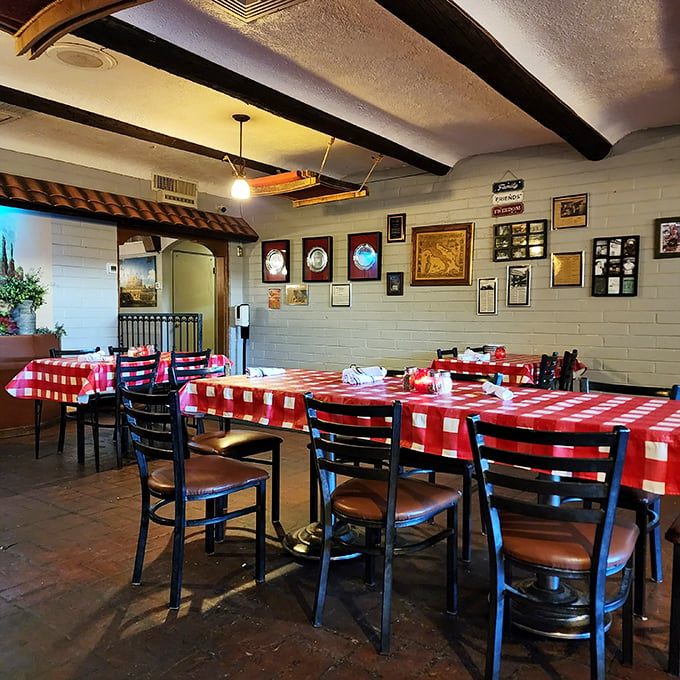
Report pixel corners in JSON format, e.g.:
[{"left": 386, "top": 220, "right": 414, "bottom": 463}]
[{"left": 0, "top": 422, "right": 678, "bottom": 679}]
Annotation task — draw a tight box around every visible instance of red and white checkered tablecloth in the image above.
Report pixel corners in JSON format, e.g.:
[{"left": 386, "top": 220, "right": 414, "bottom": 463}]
[
  {"left": 178, "top": 369, "right": 680, "bottom": 496},
  {"left": 5, "top": 353, "right": 231, "bottom": 405}
]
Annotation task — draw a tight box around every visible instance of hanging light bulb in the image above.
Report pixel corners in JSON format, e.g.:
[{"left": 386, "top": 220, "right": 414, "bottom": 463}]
[{"left": 230, "top": 113, "right": 251, "bottom": 199}]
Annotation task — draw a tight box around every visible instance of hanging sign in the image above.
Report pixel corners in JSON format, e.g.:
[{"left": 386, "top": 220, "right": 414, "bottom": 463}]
[
  {"left": 492, "top": 190, "right": 524, "bottom": 205},
  {"left": 492, "top": 178, "right": 524, "bottom": 193},
  {"left": 492, "top": 203, "right": 524, "bottom": 217}
]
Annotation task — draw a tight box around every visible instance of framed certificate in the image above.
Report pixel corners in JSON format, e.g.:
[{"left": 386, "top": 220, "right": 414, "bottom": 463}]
[
  {"left": 302, "top": 236, "right": 333, "bottom": 282},
  {"left": 262, "top": 240, "right": 290, "bottom": 283}
]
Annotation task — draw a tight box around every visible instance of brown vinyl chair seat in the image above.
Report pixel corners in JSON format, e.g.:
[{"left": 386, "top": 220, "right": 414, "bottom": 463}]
[
  {"left": 500, "top": 512, "right": 639, "bottom": 571},
  {"left": 149, "top": 456, "right": 269, "bottom": 497},
  {"left": 189, "top": 429, "right": 283, "bottom": 456},
  {"left": 332, "top": 477, "right": 460, "bottom": 523}
]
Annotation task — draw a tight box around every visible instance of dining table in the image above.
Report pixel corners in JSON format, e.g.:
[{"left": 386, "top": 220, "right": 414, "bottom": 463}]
[{"left": 5, "top": 351, "right": 231, "bottom": 463}]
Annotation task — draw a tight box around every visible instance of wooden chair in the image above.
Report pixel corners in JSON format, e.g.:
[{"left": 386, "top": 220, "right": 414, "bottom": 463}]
[
  {"left": 467, "top": 414, "right": 636, "bottom": 680},
  {"left": 121, "top": 386, "right": 268, "bottom": 609},
  {"left": 557, "top": 348, "right": 579, "bottom": 391},
  {"left": 436, "top": 347, "right": 458, "bottom": 359},
  {"left": 581, "top": 377, "right": 680, "bottom": 617},
  {"left": 305, "top": 394, "right": 459, "bottom": 654}
]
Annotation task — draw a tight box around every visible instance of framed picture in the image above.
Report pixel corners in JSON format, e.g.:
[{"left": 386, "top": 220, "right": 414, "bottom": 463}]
[
  {"left": 262, "top": 239, "right": 290, "bottom": 283},
  {"left": 285, "top": 284, "right": 308, "bottom": 305},
  {"left": 119, "top": 256, "right": 158, "bottom": 307},
  {"left": 552, "top": 193, "right": 588, "bottom": 229},
  {"left": 348, "top": 231, "right": 382, "bottom": 280},
  {"left": 267, "top": 288, "right": 281, "bottom": 310},
  {"left": 386, "top": 271, "right": 404, "bottom": 296},
  {"left": 330, "top": 282, "right": 351, "bottom": 307},
  {"left": 477, "top": 277, "right": 498, "bottom": 315},
  {"left": 551, "top": 251, "right": 584, "bottom": 287},
  {"left": 410, "top": 222, "right": 474, "bottom": 286},
  {"left": 506, "top": 264, "right": 531, "bottom": 306},
  {"left": 654, "top": 217, "right": 680, "bottom": 258},
  {"left": 493, "top": 220, "right": 547, "bottom": 261},
  {"left": 592, "top": 235, "right": 639, "bottom": 297},
  {"left": 386, "top": 213, "right": 406, "bottom": 242},
  {"left": 302, "top": 236, "right": 333, "bottom": 282}
]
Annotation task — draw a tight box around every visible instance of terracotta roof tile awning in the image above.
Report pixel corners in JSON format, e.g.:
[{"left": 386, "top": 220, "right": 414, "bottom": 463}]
[{"left": 0, "top": 172, "right": 258, "bottom": 242}]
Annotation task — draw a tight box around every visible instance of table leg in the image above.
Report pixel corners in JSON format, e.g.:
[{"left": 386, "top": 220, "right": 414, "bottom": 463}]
[
  {"left": 34, "top": 399, "right": 43, "bottom": 459},
  {"left": 76, "top": 405, "right": 85, "bottom": 466}
]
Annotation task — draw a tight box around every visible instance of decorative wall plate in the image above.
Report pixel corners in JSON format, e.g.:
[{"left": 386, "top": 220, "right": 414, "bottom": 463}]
[
  {"left": 348, "top": 232, "right": 381, "bottom": 281},
  {"left": 306, "top": 246, "right": 328, "bottom": 273},
  {"left": 302, "top": 236, "right": 333, "bottom": 282},
  {"left": 265, "top": 249, "right": 285, "bottom": 275},
  {"left": 261, "top": 240, "right": 290, "bottom": 283}
]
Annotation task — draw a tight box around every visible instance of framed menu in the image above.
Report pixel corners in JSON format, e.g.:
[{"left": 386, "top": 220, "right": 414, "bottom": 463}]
[
  {"left": 592, "top": 235, "right": 639, "bottom": 297},
  {"left": 493, "top": 219, "right": 547, "bottom": 261}
]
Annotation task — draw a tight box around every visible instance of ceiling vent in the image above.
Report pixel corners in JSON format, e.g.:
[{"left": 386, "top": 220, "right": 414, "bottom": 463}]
[
  {"left": 212, "top": 0, "right": 309, "bottom": 23},
  {"left": 152, "top": 174, "right": 199, "bottom": 208}
]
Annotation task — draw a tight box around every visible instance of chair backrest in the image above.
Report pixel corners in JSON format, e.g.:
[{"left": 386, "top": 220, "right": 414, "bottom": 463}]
[
  {"left": 108, "top": 345, "right": 129, "bottom": 356},
  {"left": 580, "top": 377, "right": 680, "bottom": 400},
  {"left": 557, "top": 348, "right": 579, "bottom": 391},
  {"left": 436, "top": 347, "right": 458, "bottom": 359},
  {"left": 170, "top": 363, "right": 226, "bottom": 388},
  {"left": 50, "top": 347, "right": 100, "bottom": 357},
  {"left": 533, "top": 351, "right": 559, "bottom": 389},
  {"left": 449, "top": 372, "right": 503, "bottom": 386},
  {"left": 116, "top": 352, "right": 161, "bottom": 393},
  {"left": 169, "top": 349, "right": 221, "bottom": 388},
  {"left": 466, "top": 413, "right": 630, "bottom": 574},
  {"left": 304, "top": 394, "right": 403, "bottom": 521}
]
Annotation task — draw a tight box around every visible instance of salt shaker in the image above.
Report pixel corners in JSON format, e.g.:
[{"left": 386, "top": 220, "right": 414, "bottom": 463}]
[{"left": 438, "top": 370, "right": 453, "bottom": 394}]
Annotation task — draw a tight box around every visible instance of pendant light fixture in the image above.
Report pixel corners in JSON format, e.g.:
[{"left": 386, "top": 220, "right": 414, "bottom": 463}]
[{"left": 229, "top": 113, "right": 251, "bottom": 200}]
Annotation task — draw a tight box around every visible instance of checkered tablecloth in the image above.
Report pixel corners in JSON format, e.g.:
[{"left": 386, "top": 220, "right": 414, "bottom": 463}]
[
  {"left": 178, "top": 368, "right": 680, "bottom": 495},
  {"left": 5, "top": 353, "right": 231, "bottom": 405}
]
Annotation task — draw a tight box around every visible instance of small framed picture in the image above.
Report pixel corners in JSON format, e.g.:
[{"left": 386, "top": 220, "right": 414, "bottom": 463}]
[
  {"left": 506, "top": 264, "right": 531, "bottom": 306},
  {"left": 552, "top": 194, "right": 588, "bottom": 229},
  {"left": 262, "top": 239, "right": 290, "bottom": 283},
  {"left": 493, "top": 220, "right": 547, "bottom": 261},
  {"left": 386, "top": 213, "right": 406, "bottom": 242},
  {"left": 654, "top": 217, "right": 680, "bottom": 258},
  {"left": 477, "top": 277, "right": 498, "bottom": 315},
  {"left": 348, "top": 231, "right": 382, "bottom": 280},
  {"left": 551, "top": 251, "right": 584, "bottom": 287},
  {"left": 386, "top": 271, "right": 404, "bottom": 296},
  {"left": 302, "top": 236, "right": 333, "bottom": 282},
  {"left": 267, "top": 288, "right": 281, "bottom": 310},
  {"left": 285, "top": 284, "right": 308, "bottom": 305},
  {"left": 330, "top": 283, "right": 351, "bottom": 307}
]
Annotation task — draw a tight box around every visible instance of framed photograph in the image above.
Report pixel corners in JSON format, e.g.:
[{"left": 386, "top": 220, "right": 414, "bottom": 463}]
[
  {"left": 285, "top": 284, "right": 308, "bottom": 305},
  {"left": 552, "top": 193, "right": 588, "bottom": 229},
  {"left": 330, "top": 282, "right": 351, "bottom": 307},
  {"left": 348, "top": 231, "right": 382, "bottom": 281},
  {"left": 119, "top": 256, "right": 157, "bottom": 307},
  {"left": 302, "top": 236, "right": 333, "bottom": 282},
  {"left": 411, "top": 222, "right": 474, "bottom": 286},
  {"left": 493, "top": 220, "right": 547, "bottom": 261},
  {"left": 267, "top": 288, "right": 281, "bottom": 310},
  {"left": 551, "top": 251, "right": 584, "bottom": 287},
  {"left": 654, "top": 217, "right": 680, "bottom": 258},
  {"left": 386, "top": 213, "right": 406, "bottom": 243},
  {"left": 506, "top": 264, "right": 531, "bottom": 306},
  {"left": 262, "top": 239, "right": 290, "bottom": 283},
  {"left": 477, "top": 277, "right": 498, "bottom": 315},
  {"left": 386, "top": 271, "right": 404, "bottom": 296},
  {"left": 592, "top": 235, "right": 639, "bottom": 297}
]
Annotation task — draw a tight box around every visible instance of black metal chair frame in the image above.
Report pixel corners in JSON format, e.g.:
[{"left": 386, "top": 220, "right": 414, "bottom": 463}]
[
  {"left": 305, "top": 394, "right": 459, "bottom": 654},
  {"left": 557, "top": 348, "right": 579, "bottom": 391},
  {"left": 436, "top": 347, "right": 458, "bottom": 359},
  {"left": 121, "top": 386, "right": 268, "bottom": 609},
  {"left": 467, "top": 414, "right": 635, "bottom": 680},
  {"left": 523, "top": 351, "right": 559, "bottom": 389}
]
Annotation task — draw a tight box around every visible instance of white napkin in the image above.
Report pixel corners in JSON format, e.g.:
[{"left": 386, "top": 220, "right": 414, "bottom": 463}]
[
  {"left": 342, "top": 365, "right": 387, "bottom": 385},
  {"left": 246, "top": 367, "right": 286, "bottom": 377},
  {"left": 460, "top": 349, "right": 491, "bottom": 362},
  {"left": 78, "top": 350, "right": 107, "bottom": 361},
  {"left": 482, "top": 380, "right": 514, "bottom": 400}
]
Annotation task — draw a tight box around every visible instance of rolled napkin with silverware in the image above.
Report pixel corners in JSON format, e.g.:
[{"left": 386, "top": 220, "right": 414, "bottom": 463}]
[
  {"left": 342, "top": 365, "right": 387, "bottom": 385},
  {"left": 482, "top": 380, "right": 514, "bottom": 400},
  {"left": 246, "top": 367, "right": 286, "bottom": 377},
  {"left": 77, "top": 350, "right": 107, "bottom": 361}
]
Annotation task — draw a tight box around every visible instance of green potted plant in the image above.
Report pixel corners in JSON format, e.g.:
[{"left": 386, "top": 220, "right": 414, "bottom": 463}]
[{"left": 0, "top": 270, "right": 48, "bottom": 335}]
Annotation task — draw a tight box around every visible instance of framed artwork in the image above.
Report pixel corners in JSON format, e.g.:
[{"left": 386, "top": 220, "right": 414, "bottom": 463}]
[
  {"left": 348, "top": 231, "right": 382, "bottom": 280},
  {"left": 262, "top": 239, "right": 290, "bottom": 283},
  {"left": 330, "top": 283, "right": 351, "bottom": 307},
  {"left": 654, "top": 217, "right": 680, "bottom": 258},
  {"left": 302, "top": 236, "right": 333, "bottom": 282},
  {"left": 493, "top": 220, "right": 547, "bottom": 261},
  {"left": 285, "top": 284, "right": 308, "bottom": 305},
  {"left": 552, "top": 193, "right": 588, "bottom": 229},
  {"left": 506, "top": 264, "right": 531, "bottom": 306},
  {"left": 410, "top": 222, "right": 474, "bottom": 286},
  {"left": 119, "top": 256, "right": 157, "bottom": 307},
  {"left": 386, "top": 271, "right": 404, "bottom": 296},
  {"left": 592, "top": 235, "right": 639, "bottom": 297},
  {"left": 477, "top": 277, "right": 498, "bottom": 315},
  {"left": 267, "top": 288, "right": 281, "bottom": 310},
  {"left": 551, "top": 251, "right": 584, "bottom": 287},
  {"left": 386, "top": 213, "right": 406, "bottom": 242}
]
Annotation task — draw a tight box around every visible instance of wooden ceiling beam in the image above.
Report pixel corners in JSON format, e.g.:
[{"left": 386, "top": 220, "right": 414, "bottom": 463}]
[
  {"left": 73, "top": 17, "right": 450, "bottom": 176},
  {"left": 374, "top": 0, "right": 612, "bottom": 161}
]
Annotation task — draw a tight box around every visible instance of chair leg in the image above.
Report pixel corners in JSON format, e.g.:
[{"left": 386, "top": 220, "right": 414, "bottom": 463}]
[
  {"left": 90, "top": 404, "right": 101, "bottom": 473},
  {"left": 270, "top": 445, "right": 282, "bottom": 539},
  {"left": 669, "top": 543, "right": 680, "bottom": 675},
  {"left": 255, "top": 480, "right": 266, "bottom": 583},
  {"left": 634, "top": 504, "right": 649, "bottom": 617},
  {"left": 461, "top": 468, "right": 472, "bottom": 563},
  {"left": 169, "top": 508, "right": 186, "bottom": 610},
  {"left": 205, "top": 498, "right": 216, "bottom": 555},
  {"left": 622, "top": 563, "right": 634, "bottom": 666},
  {"left": 589, "top": 590, "right": 606, "bottom": 680},
  {"left": 446, "top": 504, "right": 458, "bottom": 614},
  {"left": 379, "top": 525, "right": 396, "bottom": 655},
  {"left": 487, "top": 580, "right": 504, "bottom": 680},
  {"left": 364, "top": 527, "right": 379, "bottom": 586},
  {"left": 650, "top": 499, "right": 663, "bottom": 583},
  {"left": 312, "top": 507, "right": 333, "bottom": 627},
  {"left": 132, "top": 492, "right": 151, "bottom": 586},
  {"left": 57, "top": 403, "right": 67, "bottom": 453}
]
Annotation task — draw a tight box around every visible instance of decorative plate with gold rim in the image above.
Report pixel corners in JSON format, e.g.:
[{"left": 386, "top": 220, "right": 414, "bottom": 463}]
[
  {"left": 306, "top": 246, "right": 328, "bottom": 273},
  {"left": 352, "top": 243, "right": 377, "bottom": 270}
]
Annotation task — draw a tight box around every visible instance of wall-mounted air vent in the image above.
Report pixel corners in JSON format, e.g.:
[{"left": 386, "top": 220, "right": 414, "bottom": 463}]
[
  {"left": 152, "top": 174, "right": 198, "bottom": 208},
  {"left": 212, "top": 0, "right": 309, "bottom": 23}
]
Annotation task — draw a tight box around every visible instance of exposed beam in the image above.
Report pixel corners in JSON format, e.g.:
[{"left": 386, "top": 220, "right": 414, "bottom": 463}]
[
  {"left": 374, "top": 0, "right": 612, "bottom": 161},
  {"left": 73, "top": 17, "right": 450, "bottom": 176}
]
